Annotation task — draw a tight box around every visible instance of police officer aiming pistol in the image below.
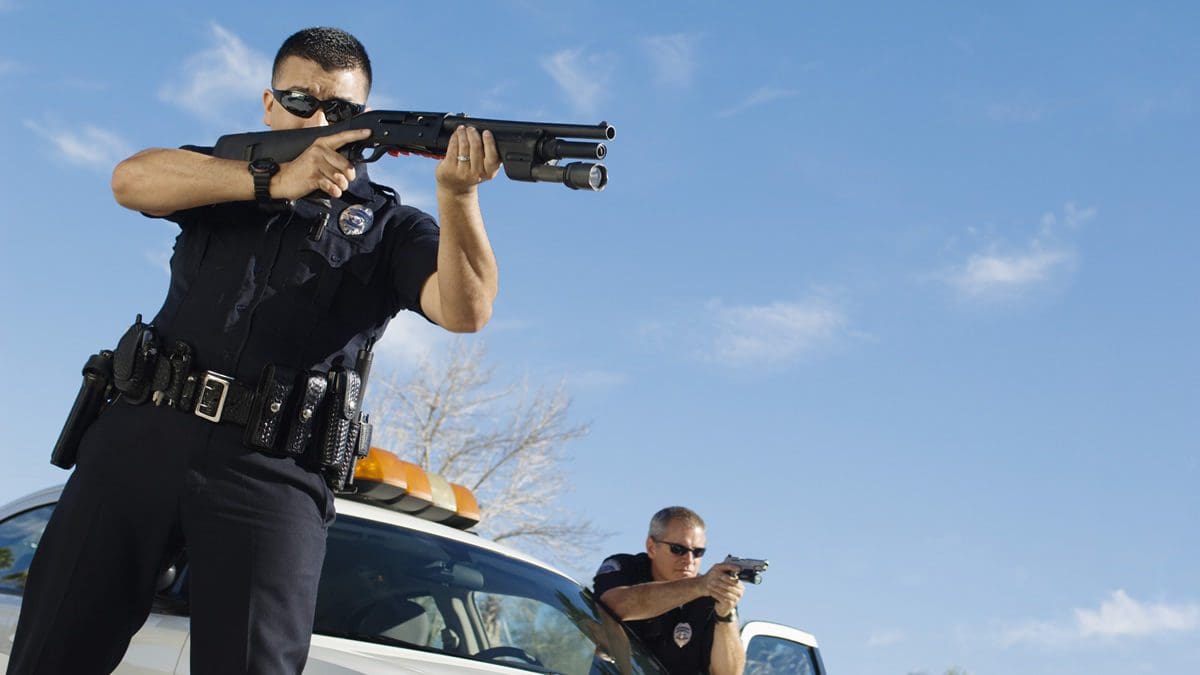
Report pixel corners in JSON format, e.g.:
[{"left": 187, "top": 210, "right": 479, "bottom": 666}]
[{"left": 594, "top": 507, "right": 747, "bottom": 675}]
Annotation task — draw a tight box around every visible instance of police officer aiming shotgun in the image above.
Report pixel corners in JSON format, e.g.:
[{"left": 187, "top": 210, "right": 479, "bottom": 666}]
[{"left": 12, "top": 26, "right": 612, "bottom": 675}]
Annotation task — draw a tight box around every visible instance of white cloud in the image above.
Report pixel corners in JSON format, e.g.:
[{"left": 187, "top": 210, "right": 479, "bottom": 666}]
[
  {"left": 159, "top": 23, "right": 270, "bottom": 122},
  {"left": 707, "top": 296, "right": 847, "bottom": 366},
  {"left": 145, "top": 248, "right": 171, "bottom": 275},
  {"left": 950, "top": 247, "right": 1073, "bottom": 297},
  {"left": 373, "top": 311, "right": 450, "bottom": 371},
  {"left": 942, "top": 202, "right": 1094, "bottom": 302},
  {"left": 1004, "top": 590, "right": 1200, "bottom": 646},
  {"left": 1077, "top": 590, "right": 1200, "bottom": 638},
  {"left": 0, "top": 60, "right": 18, "bottom": 75},
  {"left": 717, "top": 86, "right": 800, "bottom": 118},
  {"left": 641, "top": 33, "right": 700, "bottom": 88},
  {"left": 867, "top": 629, "right": 904, "bottom": 647},
  {"left": 540, "top": 48, "right": 610, "bottom": 116},
  {"left": 22, "top": 120, "right": 133, "bottom": 170}
]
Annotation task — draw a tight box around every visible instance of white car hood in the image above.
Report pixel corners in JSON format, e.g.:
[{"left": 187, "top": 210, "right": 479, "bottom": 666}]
[{"left": 303, "top": 635, "right": 545, "bottom": 675}]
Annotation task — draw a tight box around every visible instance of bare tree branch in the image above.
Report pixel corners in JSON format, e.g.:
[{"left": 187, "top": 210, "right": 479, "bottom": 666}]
[{"left": 367, "top": 339, "right": 610, "bottom": 566}]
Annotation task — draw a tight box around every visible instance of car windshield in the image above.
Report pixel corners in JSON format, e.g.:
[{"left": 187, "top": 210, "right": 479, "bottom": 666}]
[{"left": 314, "top": 514, "right": 667, "bottom": 675}]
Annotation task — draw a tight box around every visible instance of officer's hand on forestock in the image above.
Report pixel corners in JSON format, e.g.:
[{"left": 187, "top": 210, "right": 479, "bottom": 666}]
[
  {"left": 435, "top": 126, "right": 502, "bottom": 195},
  {"left": 703, "top": 563, "right": 745, "bottom": 614},
  {"left": 274, "top": 128, "right": 372, "bottom": 200}
]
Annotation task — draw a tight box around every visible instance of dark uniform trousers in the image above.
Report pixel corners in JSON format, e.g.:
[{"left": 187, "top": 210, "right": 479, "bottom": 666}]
[{"left": 7, "top": 396, "right": 335, "bottom": 674}]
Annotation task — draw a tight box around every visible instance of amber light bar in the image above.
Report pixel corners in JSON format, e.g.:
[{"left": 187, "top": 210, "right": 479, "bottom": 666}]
[{"left": 349, "top": 447, "right": 481, "bottom": 529}]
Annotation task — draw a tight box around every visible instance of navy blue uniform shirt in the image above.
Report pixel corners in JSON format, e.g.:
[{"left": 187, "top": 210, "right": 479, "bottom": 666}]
[
  {"left": 152, "top": 146, "right": 439, "bottom": 381},
  {"left": 594, "top": 552, "right": 717, "bottom": 674}
]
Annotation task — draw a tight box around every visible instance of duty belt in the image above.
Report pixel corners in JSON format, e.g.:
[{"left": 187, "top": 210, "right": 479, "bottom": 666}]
[
  {"left": 113, "top": 323, "right": 372, "bottom": 491},
  {"left": 179, "top": 370, "right": 251, "bottom": 424},
  {"left": 146, "top": 353, "right": 329, "bottom": 456}
]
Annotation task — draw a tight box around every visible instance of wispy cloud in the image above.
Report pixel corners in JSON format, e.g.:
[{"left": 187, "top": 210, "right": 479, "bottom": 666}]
[
  {"left": 636, "top": 293, "right": 854, "bottom": 369},
  {"left": 1003, "top": 590, "right": 1200, "bottom": 646},
  {"left": 145, "top": 248, "right": 171, "bottom": 275},
  {"left": 707, "top": 297, "right": 847, "bottom": 366},
  {"left": 941, "top": 202, "right": 1094, "bottom": 302},
  {"left": 373, "top": 311, "right": 450, "bottom": 371},
  {"left": 867, "top": 628, "right": 905, "bottom": 647},
  {"left": 717, "top": 86, "right": 800, "bottom": 118},
  {"left": 540, "top": 48, "right": 611, "bottom": 116},
  {"left": 158, "top": 23, "right": 270, "bottom": 122},
  {"left": 22, "top": 120, "right": 133, "bottom": 170},
  {"left": 950, "top": 247, "right": 1074, "bottom": 297},
  {"left": 641, "top": 33, "right": 700, "bottom": 88},
  {"left": 0, "top": 60, "right": 18, "bottom": 76}
]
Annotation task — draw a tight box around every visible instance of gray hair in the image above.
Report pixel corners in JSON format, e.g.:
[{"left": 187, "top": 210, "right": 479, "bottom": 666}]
[{"left": 648, "top": 506, "right": 706, "bottom": 540}]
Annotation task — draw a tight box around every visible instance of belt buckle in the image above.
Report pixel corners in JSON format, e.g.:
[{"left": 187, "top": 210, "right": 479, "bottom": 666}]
[{"left": 194, "top": 371, "right": 232, "bottom": 423}]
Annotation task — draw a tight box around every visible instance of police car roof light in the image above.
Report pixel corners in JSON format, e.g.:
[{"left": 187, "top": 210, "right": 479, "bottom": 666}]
[{"left": 349, "top": 447, "right": 481, "bottom": 530}]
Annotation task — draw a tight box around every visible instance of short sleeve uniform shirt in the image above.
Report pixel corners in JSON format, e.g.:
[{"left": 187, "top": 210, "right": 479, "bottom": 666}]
[
  {"left": 593, "top": 553, "right": 717, "bottom": 674},
  {"left": 151, "top": 145, "right": 439, "bottom": 381}
]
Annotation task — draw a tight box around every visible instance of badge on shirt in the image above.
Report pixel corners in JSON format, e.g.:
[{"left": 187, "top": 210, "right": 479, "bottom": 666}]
[
  {"left": 338, "top": 204, "right": 374, "bottom": 236},
  {"left": 673, "top": 622, "right": 692, "bottom": 648}
]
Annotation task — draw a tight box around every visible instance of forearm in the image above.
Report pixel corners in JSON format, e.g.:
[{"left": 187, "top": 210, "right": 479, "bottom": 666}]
[
  {"left": 112, "top": 148, "right": 253, "bottom": 216},
  {"left": 709, "top": 620, "right": 746, "bottom": 675},
  {"left": 600, "top": 577, "right": 706, "bottom": 622},
  {"left": 433, "top": 187, "right": 498, "bottom": 332}
]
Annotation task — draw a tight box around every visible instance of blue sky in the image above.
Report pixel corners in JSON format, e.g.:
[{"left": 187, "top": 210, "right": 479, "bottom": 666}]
[{"left": 1, "top": 2, "right": 1198, "bottom": 674}]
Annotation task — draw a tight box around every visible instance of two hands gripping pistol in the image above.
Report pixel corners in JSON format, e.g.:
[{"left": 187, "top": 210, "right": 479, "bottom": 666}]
[{"left": 724, "top": 555, "right": 769, "bottom": 585}]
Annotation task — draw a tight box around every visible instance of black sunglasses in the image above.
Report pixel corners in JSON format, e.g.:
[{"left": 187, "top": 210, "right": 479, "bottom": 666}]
[
  {"left": 653, "top": 539, "right": 706, "bottom": 558},
  {"left": 271, "top": 89, "right": 365, "bottom": 124}
]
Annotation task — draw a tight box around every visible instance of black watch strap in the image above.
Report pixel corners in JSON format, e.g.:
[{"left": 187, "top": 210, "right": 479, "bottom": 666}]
[
  {"left": 249, "top": 158, "right": 279, "bottom": 205},
  {"left": 714, "top": 608, "right": 737, "bottom": 623}
]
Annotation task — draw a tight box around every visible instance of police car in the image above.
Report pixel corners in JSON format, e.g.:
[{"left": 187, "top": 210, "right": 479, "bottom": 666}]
[{"left": 0, "top": 448, "right": 825, "bottom": 674}]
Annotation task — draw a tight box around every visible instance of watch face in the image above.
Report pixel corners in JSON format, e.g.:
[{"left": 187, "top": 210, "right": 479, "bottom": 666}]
[{"left": 250, "top": 158, "right": 277, "bottom": 175}]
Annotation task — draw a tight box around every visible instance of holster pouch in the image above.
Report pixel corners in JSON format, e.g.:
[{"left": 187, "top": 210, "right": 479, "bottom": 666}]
[
  {"left": 319, "top": 368, "right": 361, "bottom": 492},
  {"left": 337, "top": 412, "right": 373, "bottom": 491},
  {"left": 51, "top": 351, "right": 115, "bottom": 469},
  {"left": 243, "top": 363, "right": 298, "bottom": 452},
  {"left": 151, "top": 341, "right": 193, "bottom": 407},
  {"left": 112, "top": 315, "right": 160, "bottom": 405},
  {"left": 283, "top": 372, "right": 328, "bottom": 458}
]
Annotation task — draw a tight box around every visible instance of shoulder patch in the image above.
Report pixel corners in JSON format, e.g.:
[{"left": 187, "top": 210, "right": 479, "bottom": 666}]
[{"left": 596, "top": 557, "right": 622, "bottom": 575}]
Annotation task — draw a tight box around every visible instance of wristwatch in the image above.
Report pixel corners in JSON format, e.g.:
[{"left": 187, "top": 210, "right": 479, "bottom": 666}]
[
  {"left": 248, "top": 158, "right": 280, "bottom": 206},
  {"left": 714, "top": 607, "right": 737, "bottom": 623}
]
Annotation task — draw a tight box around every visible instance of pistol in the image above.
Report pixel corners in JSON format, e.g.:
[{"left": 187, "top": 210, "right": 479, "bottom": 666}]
[{"left": 723, "top": 555, "right": 769, "bottom": 585}]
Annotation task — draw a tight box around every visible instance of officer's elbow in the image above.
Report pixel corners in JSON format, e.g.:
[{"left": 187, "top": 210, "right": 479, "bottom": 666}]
[
  {"left": 598, "top": 589, "right": 633, "bottom": 620},
  {"left": 443, "top": 304, "right": 492, "bottom": 334},
  {"left": 112, "top": 151, "right": 170, "bottom": 216}
]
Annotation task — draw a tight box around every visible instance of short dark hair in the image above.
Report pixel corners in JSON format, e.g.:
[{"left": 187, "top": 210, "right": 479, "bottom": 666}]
[
  {"left": 648, "top": 506, "right": 706, "bottom": 540},
  {"left": 273, "top": 27, "right": 373, "bottom": 93}
]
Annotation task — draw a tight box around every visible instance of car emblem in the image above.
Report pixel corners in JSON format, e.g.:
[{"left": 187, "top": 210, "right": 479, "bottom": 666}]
[
  {"left": 338, "top": 204, "right": 374, "bottom": 236},
  {"left": 673, "top": 622, "right": 692, "bottom": 648}
]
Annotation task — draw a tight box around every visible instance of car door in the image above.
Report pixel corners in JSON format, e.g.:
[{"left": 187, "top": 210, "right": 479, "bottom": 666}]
[
  {"left": 740, "top": 620, "right": 828, "bottom": 675},
  {"left": 0, "top": 487, "right": 191, "bottom": 674}
]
